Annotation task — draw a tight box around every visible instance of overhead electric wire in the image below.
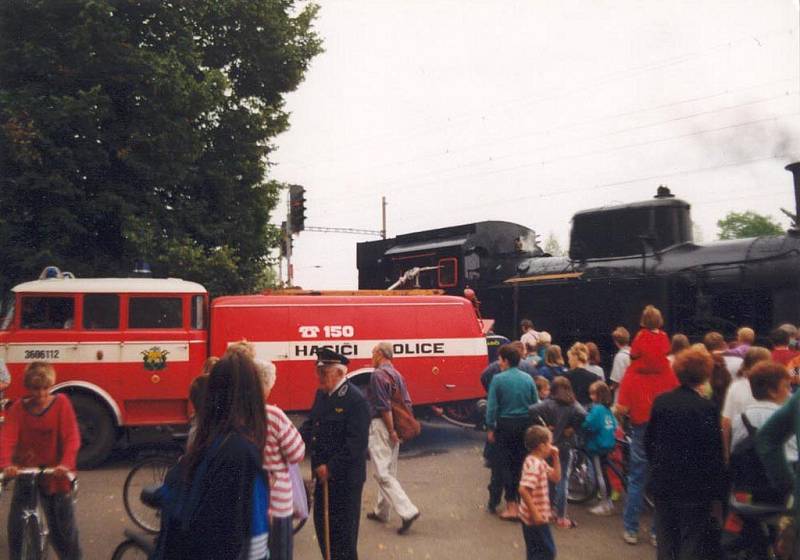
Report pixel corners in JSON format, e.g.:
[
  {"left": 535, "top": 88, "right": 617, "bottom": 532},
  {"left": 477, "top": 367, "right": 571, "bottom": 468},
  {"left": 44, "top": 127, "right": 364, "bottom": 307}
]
[
  {"left": 306, "top": 104, "right": 798, "bottom": 211},
  {"left": 278, "top": 26, "right": 793, "bottom": 169},
  {"left": 302, "top": 76, "right": 796, "bottom": 193}
]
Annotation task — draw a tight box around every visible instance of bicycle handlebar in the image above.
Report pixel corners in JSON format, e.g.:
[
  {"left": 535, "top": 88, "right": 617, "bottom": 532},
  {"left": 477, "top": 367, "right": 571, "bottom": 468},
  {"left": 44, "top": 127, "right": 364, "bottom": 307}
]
[{"left": 0, "top": 467, "right": 77, "bottom": 484}]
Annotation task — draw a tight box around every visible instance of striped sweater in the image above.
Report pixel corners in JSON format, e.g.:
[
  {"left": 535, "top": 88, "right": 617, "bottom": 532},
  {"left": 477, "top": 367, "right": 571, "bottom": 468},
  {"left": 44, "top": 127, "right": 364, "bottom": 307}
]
[{"left": 263, "top": 404, "right": 306, "bottom": 518}]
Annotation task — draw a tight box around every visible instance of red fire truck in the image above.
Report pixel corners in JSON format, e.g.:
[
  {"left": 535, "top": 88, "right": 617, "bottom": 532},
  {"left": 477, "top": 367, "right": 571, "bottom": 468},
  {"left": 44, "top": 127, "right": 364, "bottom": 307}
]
[{"left": 0, "top": 273, "right": 489, "bottom": 467}]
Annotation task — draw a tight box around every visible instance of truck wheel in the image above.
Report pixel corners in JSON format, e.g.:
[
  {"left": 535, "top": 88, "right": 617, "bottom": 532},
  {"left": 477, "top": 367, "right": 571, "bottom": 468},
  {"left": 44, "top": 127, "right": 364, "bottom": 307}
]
[
  {"left": 440, "top": 400, "right": 481, "bottom": 428},
  {"left": 70, "top": 394, "right": 116, "bottom": 469}
]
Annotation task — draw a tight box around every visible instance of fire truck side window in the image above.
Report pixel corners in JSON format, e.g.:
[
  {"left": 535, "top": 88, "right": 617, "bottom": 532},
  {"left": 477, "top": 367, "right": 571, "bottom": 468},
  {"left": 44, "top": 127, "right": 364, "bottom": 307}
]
[
  {"left": 21, "top": 296, "right": 75, "bottom": 330},
  {"left": 83, "top": 294, "right": 120, "bottom": 330},
  {"left": 191, "top": 295, "right": 205, "bottom": 329},
  {"left": 128, "top": 297, "right": 183, "bottom": 329}
]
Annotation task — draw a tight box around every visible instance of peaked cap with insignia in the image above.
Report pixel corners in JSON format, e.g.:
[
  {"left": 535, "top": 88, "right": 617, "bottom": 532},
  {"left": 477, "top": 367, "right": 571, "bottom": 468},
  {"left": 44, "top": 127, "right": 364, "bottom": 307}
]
[{"left": 315, "top": 347, "right": 350, "bottom": 367}]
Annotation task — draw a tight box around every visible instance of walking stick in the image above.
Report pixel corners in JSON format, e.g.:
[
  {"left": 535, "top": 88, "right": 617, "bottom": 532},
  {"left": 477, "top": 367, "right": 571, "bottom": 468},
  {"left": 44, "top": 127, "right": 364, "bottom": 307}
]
[{"left": 323, "top": 478, "right": 331, "bottom": 560}]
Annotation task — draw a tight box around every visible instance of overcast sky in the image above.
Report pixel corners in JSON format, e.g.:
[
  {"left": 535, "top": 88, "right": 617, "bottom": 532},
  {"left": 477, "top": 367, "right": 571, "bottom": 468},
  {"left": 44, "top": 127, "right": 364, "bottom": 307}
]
[{"left": 271, "top": 0, "right": 800, "bottom": 289}]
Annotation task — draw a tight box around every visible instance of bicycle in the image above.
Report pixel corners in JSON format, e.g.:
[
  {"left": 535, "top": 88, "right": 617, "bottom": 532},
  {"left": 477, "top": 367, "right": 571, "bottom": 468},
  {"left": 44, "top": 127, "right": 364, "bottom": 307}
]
[
  {"left": 123, "top": 453, "right": 178, "bottom": 533},
  {"left": 114, "top": 448, "right": 313, "bottom": 558},
  {"left": 0, "top": 467, "right": 77, "bottom": 560},
  {"left": 112, "top": 485, "right": 161, "bottom": 559},
  {"left": 567, "top": 435, "right": 654, "bottom": 508}
]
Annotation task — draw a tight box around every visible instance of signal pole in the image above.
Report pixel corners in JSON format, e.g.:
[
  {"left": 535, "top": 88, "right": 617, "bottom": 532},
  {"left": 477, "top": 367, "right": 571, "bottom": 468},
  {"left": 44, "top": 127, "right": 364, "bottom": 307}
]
[
  {"left": 285, "top": 200, "right": 293, "bottom": 287},
  {"left": 281, "top": 191, "right": 386, "bottom": 287}
]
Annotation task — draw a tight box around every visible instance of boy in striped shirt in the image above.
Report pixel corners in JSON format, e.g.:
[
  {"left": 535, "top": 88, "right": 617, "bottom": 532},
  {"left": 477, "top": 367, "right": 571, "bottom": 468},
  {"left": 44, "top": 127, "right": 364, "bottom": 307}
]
[
  {"left": 519, "top": 425, "right": 561, "bottom": 560},
  {"left": 257, "top": 360, "right": 306, "bottom": 560}
]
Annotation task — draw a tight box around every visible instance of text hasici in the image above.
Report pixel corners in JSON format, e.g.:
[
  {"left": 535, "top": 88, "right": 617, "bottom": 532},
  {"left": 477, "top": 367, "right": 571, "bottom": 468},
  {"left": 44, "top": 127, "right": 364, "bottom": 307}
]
[{"left": 294, "top": 342, "right": 446, "bottom": 358}]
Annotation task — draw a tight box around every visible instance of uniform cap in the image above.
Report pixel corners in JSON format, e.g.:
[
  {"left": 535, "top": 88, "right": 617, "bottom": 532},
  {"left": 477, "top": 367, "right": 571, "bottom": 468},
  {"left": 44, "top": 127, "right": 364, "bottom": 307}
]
[{"left": 315, "top": 347, "right": 350, "bottom": 366}]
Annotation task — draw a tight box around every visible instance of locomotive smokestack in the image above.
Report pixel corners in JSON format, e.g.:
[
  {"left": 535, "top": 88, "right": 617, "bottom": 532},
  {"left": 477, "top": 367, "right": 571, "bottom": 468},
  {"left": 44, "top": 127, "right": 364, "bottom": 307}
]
[{"left": 784, "top": 163, "right": 800, "bottom": 231}]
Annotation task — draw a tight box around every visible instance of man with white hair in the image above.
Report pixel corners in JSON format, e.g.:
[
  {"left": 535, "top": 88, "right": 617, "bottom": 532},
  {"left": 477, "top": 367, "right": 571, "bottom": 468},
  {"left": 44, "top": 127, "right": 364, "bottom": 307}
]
[
  {"left": 300, "top": 348, "right": 370, "bottom": 560},
  {"left": 365, "top": 342, "right": 420, "bottom": 535},
  {"left": 255, "top": 360, "right": 305, "bottom": 560}
]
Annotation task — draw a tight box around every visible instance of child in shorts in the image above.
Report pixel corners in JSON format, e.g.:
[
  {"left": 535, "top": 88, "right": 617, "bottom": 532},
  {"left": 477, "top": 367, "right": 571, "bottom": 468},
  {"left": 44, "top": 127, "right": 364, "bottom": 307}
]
[{"left": 519, "top": 425, "right": 561, "bottom": 560}]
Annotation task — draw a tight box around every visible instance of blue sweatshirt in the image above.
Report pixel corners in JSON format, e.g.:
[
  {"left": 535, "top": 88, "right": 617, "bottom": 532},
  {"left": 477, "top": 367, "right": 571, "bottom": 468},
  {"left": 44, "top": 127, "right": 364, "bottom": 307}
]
[
  {"left": 582, "top": 403, "right": 617, "bottom": 455},
  {"left": 486, "top": 367, "right": 539, "bottom": 429}
]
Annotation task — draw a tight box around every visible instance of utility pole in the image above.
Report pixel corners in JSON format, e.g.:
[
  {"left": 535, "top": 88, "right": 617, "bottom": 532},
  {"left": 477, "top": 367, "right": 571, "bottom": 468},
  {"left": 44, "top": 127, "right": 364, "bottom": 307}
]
[{"left": 381, "top": 196, "right": 387, "bottom": 239}]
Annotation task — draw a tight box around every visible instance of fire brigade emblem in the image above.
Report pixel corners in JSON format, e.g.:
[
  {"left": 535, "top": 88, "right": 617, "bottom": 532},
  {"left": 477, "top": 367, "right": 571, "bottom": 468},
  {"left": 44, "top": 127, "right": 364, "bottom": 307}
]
[{"left": 141, "top": 347, "right": 169, "bottom": 371}]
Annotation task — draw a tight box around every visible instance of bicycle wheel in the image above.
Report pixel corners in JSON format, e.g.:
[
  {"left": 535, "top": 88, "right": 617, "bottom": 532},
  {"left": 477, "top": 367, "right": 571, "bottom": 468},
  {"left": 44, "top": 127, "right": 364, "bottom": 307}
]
[
  {"left": 567, "top": 449, "right": 597, "bottom": 504},
  {"left": 20, "top": 515, "right": 47, "bottom": 560},
  {"left": 123, "top": 456, "right": 174, "bottom": 533},
  {"left": 111, "top": 539, "right": 150, "bottom": 560}
]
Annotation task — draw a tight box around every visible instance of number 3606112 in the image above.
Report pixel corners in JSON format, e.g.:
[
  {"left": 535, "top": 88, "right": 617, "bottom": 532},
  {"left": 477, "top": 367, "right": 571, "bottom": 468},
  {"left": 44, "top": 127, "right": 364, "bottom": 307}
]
[{"left": 24, "top": 349, "right": 60, "bottom": 360}]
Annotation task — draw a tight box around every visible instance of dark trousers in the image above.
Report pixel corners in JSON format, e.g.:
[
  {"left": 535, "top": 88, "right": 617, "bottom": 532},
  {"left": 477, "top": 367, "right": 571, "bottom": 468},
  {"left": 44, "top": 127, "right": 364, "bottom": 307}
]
[
  {"left": 655, "top": 499, "right": 721, "bottom": 560},
  {"left": 314, "top": 480, "right": 363, "bottom": 560},
  {"left": 8, "top": 482, "right": 81, "bottom": 560},
  {"left": 269, "top": 515, "right": 294, "bottom": 560},
  {"left": 521, "top": 522, "right": 556, "bottom": 560},
  {"left": 485, "top": 441, "right": 504, "bottom": 509},
  {"left": 495, "top": 416, "right": 531, "bottom": 503}
]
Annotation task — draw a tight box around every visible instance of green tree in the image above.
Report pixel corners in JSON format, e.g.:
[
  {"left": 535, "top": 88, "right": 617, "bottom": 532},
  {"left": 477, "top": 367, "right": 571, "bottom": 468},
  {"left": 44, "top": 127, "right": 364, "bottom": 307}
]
[
  {"left": 0, "top": 0, "right": 321, "bottom": 296},
  {"left": 543, "top": 232, "right": 565, "bottom": 256},
  {"left": 716, "top": 211, "right": 784, "bottom": 240}
]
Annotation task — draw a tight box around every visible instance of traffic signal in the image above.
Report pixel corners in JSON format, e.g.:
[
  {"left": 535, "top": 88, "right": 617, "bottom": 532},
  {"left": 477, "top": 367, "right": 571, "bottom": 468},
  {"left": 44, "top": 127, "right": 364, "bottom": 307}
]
[{"left": 289, "top": 185, "right": 306, "bottom": 233}]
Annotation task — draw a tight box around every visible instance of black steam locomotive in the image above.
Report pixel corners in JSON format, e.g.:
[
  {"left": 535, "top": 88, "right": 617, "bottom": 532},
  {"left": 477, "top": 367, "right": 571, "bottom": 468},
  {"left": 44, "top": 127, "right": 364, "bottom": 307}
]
[{"left": 357, "top": 164, "right": 800, "bottom": 349}]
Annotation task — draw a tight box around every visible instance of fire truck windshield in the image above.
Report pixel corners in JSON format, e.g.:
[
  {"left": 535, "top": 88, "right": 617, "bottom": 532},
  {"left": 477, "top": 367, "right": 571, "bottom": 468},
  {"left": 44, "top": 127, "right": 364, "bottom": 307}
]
[{"left": 0, "top": 293, "right": 14, "bottom": 330}]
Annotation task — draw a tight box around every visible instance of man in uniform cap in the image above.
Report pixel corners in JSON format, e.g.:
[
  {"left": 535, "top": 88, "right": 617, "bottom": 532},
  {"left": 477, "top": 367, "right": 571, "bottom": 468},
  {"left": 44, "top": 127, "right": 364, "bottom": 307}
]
[{"left": 300, "top": 348, "right": 371, "bottom": 560}]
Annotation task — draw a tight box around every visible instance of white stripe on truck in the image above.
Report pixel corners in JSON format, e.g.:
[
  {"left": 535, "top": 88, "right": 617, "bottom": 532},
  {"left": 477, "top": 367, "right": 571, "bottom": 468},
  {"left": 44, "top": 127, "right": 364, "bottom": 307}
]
[
  {"left": 1, "top": 342, "right": 190, "bottom": 364},
  {"left": 244, "top": 337, "right": 488, "bottom": 362}
]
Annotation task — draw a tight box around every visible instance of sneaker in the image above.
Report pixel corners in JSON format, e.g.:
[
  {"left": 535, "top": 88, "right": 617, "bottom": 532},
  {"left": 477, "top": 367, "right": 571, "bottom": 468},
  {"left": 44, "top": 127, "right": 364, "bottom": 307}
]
[
  {"left": 589, "top": 500, "right": 614, "bottom": 516},
  {"left": 623, "top": 531, "right": 639, "bottom": 545}
]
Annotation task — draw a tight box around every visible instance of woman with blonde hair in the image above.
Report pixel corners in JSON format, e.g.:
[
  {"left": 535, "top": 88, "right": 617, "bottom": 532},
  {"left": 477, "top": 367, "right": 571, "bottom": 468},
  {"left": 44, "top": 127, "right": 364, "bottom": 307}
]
[{"left": 565, "top": 342, "right": 598, "bottom": 406}]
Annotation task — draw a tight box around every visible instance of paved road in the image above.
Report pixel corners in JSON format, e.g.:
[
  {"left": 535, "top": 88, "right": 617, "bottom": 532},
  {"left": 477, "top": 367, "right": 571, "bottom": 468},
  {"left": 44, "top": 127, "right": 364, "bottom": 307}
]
[{"left": 0, "top": 419, "right": 656, "bottom": 559}]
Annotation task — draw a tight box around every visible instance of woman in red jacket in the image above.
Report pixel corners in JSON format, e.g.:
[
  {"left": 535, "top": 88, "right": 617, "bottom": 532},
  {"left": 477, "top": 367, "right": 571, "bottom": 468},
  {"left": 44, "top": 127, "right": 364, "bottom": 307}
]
[{"left": 0, "top": 361, "right": 82, "bottom": 559}]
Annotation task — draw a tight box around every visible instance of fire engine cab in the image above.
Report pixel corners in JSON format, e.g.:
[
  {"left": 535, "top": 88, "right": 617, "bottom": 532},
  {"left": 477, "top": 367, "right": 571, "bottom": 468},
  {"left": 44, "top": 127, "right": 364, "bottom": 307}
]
[{"left": 0, "top": 271, "right": 488, "bottom": 467}]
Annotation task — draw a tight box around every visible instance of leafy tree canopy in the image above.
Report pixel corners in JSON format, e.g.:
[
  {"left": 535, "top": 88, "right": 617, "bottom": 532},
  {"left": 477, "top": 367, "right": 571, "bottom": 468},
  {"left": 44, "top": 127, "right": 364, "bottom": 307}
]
[
  {"left": 716, "top": 211, "right": 784, "bottom": 240},
  {"left": 543, "top": 232, "right": 565, "bottom": 256},
  {"left": 0, "top": 0, "right": 321, "bottom": 296}
]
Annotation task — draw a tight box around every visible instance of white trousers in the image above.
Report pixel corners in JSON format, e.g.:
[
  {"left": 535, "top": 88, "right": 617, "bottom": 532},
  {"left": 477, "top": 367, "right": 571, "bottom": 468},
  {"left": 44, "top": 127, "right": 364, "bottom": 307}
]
[{"left": 368, "top": 418, "right": 419, "bottom": 521}]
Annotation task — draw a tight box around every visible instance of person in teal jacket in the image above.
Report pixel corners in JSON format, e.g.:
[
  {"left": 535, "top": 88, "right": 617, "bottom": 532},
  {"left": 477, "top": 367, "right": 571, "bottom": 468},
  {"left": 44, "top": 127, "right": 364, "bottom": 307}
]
[
  {"left": 582, "top": 380, "right": 618, "bottom": 516},
  {"left": 486, "top": 344, "right": 539, "bottom": 520},
  {"left": 756, "top": 383, "right": 800, "bottom": 556}
]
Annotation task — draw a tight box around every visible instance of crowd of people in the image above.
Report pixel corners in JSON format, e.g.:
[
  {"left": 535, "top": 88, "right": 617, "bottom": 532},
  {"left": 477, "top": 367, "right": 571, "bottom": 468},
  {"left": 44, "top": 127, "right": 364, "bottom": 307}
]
[
  {"left": 483, "top": 310, "right": 800, "bottom": 559},
  {"left": 0, "top": 339, "right": 422, "bottom": 560},
  {"left": 5, "top": 308, "right": 800, "bottom": 559}
]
